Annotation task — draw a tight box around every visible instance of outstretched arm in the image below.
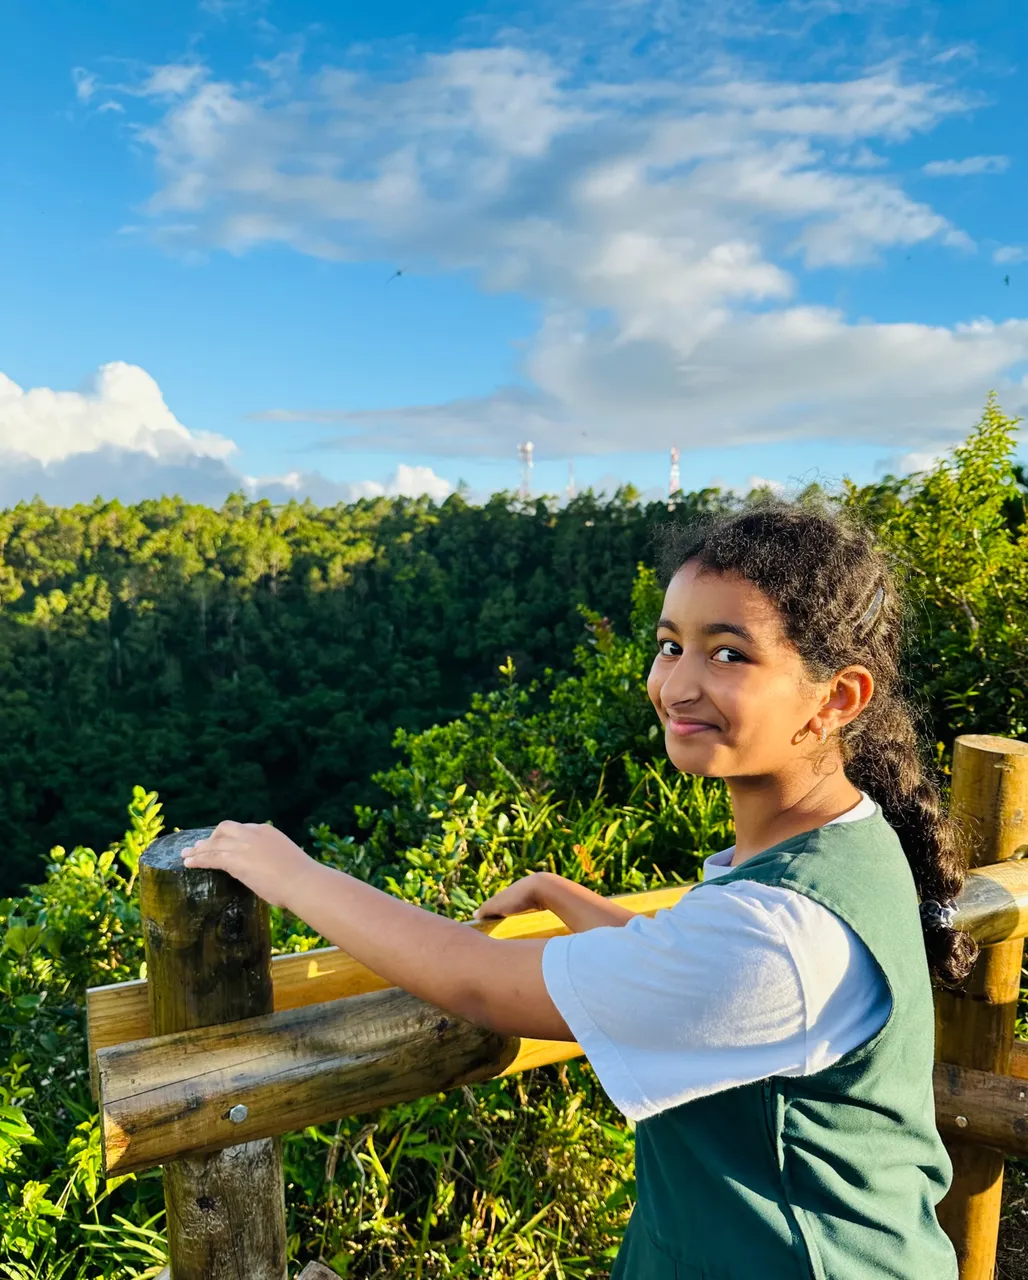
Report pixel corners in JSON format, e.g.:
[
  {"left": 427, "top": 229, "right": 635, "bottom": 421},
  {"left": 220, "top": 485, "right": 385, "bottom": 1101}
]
[{"left": 180, "top": 823, "right": 577, "bottom": 1042}]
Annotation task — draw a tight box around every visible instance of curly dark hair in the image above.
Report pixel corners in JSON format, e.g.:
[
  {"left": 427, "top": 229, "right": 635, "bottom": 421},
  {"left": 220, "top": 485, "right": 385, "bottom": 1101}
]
[{"left": 658, "top": 501, "right": 977, "bottom": 989}]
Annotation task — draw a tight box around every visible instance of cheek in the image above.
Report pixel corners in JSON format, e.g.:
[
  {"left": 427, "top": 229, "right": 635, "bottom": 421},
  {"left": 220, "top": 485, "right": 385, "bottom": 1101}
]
[
  {"left": 732, "top": 671, "right": 806, "bottom": 737},
  {"left": 646, "top": 659, "right": 665, "bottom": 714}
]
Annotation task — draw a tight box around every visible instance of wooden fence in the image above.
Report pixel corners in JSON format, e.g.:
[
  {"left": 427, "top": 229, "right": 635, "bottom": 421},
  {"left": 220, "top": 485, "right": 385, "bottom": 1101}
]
[{"left": 86, "top": 733, "right": 1028, "bottom": 1280}]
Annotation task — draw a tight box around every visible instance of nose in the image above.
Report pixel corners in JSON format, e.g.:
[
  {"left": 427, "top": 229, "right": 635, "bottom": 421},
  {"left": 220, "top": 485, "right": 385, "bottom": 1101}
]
[{"left": 657, "top": 650, "right": 702, "bottom": 711}]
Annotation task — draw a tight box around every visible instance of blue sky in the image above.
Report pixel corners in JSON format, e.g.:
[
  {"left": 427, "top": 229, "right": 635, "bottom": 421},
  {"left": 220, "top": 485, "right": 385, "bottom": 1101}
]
[{"left": 1, "top": 0, "right": 1026, "bottom": 507}]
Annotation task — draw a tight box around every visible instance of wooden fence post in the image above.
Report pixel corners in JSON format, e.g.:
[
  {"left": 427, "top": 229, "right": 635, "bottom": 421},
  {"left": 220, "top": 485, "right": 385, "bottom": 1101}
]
[
  {"left": 140, "top": 829, "right": 288, "bottom": 1280},
  {"left": 936, "top": 734, "right": 1028, "bottom": 1280}
]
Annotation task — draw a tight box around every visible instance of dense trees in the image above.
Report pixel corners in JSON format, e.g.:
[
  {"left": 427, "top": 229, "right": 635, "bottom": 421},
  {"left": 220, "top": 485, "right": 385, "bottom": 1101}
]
[
  {"left": 2, "top": 403, "right": 1026, "bottom": 899},
  {"left": 0, "top": 486, "right": 719, "bottom": 894}
]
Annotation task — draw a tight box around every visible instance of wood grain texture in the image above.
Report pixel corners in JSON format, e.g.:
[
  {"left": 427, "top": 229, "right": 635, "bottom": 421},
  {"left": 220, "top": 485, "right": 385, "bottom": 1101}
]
[
  {"left": 936, "top": 735, "right": 1028, "bottom": 1280},
  {"left": 100, "top": 984, "right": 519, "bottom": 1175},
  {"left": 137, "top": 829, "right": 288, "bottom": 1280},
  {"left": 934, "top": 1061, "right": 1028, "bottom": 1158}
]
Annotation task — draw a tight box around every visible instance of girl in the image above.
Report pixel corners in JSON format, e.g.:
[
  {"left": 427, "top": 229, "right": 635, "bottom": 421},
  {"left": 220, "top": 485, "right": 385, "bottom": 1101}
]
[{"left": 182, "top": 504, "right": 972, "bottom": 1279}]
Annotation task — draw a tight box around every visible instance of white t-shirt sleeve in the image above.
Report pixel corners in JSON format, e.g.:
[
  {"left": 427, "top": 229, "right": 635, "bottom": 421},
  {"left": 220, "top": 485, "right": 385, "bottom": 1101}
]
[{"left": 541, "top": 878, "right": 891, "bottom": 1123}]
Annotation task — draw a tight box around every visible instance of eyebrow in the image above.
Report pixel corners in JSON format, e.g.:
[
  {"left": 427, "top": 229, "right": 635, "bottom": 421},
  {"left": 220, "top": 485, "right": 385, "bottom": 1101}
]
[{"left": 656, "top": 617, "right": 757, "bottom": 645}]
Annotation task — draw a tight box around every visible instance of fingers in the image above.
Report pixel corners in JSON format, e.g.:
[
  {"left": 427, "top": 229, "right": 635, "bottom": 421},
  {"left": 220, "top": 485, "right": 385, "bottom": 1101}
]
[{"left": 180, "top": 824, "right": 238, "bottom": 868}]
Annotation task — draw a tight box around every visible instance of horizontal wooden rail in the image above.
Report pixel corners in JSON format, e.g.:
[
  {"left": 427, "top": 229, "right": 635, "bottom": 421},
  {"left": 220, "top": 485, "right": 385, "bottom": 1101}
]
[
  {"left": 87, "top": 858, "right": 1028, "bottom": 1094},
  {"left": 935, "top": 1061, "right": 1028, "bottom": 1153},
  {"left": 98, "top": 985, "right": 1028, "bottom": 1178},
  {"left": 93, "top": 855, "right": 1028, "bottom": 1177},
  {"left": 100, "top": 988, "right": 520, "bottom": 1175},
  {"left": 86, "top": 883, "right": 685, "bottom": 1096}
]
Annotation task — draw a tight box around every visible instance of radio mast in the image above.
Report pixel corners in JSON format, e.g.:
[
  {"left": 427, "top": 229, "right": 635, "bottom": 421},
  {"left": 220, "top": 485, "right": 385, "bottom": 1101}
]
[
  {"left": 566, "top": 459, "right": 576, "bottom": 502},
  {"left": 517, "top": 441, "right": 534, "bottom": 500},
  {"left": 669, "top": 446, "right": 681, "bottom": 503}
]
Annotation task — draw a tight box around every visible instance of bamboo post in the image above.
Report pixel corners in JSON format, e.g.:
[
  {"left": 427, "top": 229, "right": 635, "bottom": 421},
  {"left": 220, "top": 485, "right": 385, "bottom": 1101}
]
[
  {"left": 936, "top": 734, "right": 1028, "bottom": 1280},
  {"left": 140, "top": 829, "right": 288, "bottom": 1280}
]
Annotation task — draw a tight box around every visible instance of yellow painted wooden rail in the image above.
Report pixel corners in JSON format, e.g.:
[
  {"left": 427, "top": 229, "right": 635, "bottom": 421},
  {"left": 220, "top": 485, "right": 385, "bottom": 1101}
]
[{"left": 87, "top": 734, "right": 1028, "bottom": 1280}]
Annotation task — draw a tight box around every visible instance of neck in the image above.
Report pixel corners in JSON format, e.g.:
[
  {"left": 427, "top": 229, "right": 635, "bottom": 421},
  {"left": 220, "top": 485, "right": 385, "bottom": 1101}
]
[{"left": 726, "top": 763, "right": 864, "bottom": 867}]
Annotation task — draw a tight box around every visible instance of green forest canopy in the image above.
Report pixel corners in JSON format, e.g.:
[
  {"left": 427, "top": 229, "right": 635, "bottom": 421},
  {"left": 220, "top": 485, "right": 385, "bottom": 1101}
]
[{"left": 0, "top": 399, "right": 1025, "bottom": 896}]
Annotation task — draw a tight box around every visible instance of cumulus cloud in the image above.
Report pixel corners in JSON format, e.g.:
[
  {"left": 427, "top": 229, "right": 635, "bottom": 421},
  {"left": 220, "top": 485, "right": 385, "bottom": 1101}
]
[
  {"left": 246, "top": 463, "right": 453, "bottom": 504},
  {"left": 0, "top": 364, "right": 454, "bottom": 507},
  {"left": 0, "top": 363, "right": 235, "bottom": 466},
  {"left": 922, "top": 154, "right": 1009, "bottom": 177},
  {"left": 994, "top": 246, "right": 1026, "bottom": 265},
  {"left": 79, "top": 28, "right": 1028, "bottom": 463}
]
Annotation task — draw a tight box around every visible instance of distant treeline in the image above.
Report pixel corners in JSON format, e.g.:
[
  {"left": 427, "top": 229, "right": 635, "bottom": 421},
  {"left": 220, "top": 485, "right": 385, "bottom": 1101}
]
[
  {"left": 2, "top": 405, "right": 1025, "bottom": 899},
  {"left": 0, "top": 483, "right": 722, "bottom": 893}
]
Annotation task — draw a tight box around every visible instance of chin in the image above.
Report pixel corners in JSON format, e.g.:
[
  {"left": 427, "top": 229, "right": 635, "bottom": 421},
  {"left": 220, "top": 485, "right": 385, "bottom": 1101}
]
[{"left": 665, "top": 736, "right": 725, "bottom": 778}]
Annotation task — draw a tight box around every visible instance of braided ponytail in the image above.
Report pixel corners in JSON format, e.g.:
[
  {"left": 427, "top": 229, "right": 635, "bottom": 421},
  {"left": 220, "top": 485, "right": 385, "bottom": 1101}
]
[
  {"left": 843, "top": 699, "right": 977, "bottom": 987},
  {"left": 658, "top": 503, "right": 978, "bottom": 988}
]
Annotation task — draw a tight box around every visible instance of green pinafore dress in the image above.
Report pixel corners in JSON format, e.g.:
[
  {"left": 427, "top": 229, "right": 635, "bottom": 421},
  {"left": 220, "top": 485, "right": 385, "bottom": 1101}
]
[{"left": 610, "top": 809, "right": 958, "bottom": 1280}]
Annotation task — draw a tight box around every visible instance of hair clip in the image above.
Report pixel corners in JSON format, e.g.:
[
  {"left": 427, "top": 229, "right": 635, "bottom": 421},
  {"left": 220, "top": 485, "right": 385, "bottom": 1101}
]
[
  {"left": 856, "top": 585, "right": 885, "bottom": 632},
  {"left": 919, "top": 899, "right": 958, "bottom": 930}
]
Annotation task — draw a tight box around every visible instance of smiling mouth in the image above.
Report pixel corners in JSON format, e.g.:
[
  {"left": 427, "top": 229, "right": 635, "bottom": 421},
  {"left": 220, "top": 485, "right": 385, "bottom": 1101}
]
[{"left": 666, "top": 719, "right": 718, "bottom": 737}]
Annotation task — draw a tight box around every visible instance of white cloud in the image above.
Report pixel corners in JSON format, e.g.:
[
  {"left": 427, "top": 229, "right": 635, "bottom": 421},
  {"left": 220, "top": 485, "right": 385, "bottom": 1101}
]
[
  {"left": 82, "top": 38, "right": 1028, "bottom": 464},
  {"left": 0, "top": 363, "right": 454, "bottom": 508},
  {"left": 258, "top": 314, "right": 1028, "bottom": 460},
  {"left": 71, "top": 67, "right": 97, "bottom": 103},
  {"left": 142, "top": 64, "right": 207, "bottom": 98},
  {"left": 246, "top": 463, "right": 453, "bottom": 504},
  {"left": 875, "top": 448, "right": 948, "bottom": 477},
  {"left": 361, "top": 463, "right": 453, "bottom": 501},
  {"left": 0, "top": 363, "right": 235, "bottom": 466},
  {"left": 922, "top": 155, "right": 1010, "bottom": 177},
  {"left": 994, "top": 246, "right": 1026, "bottom": 265}
]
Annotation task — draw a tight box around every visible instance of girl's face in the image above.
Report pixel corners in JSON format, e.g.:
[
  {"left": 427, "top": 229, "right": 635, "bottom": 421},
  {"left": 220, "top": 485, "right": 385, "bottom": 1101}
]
[{"left": 647, "top": 560, "right": 837, "bottom": 779}]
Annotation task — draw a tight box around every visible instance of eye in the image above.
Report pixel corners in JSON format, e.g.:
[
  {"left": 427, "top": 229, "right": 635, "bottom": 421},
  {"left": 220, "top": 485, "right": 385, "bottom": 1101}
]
[
  {"left": 711, "top": 646, "right": 747, "bottom": 664},
  {"left": 657, "top": 637, "right": 682, "bottom": 658}
]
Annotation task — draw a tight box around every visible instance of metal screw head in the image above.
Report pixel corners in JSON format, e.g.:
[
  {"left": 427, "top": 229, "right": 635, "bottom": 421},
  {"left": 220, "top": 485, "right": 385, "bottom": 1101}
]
[
  {"left": 228, "top": 1104, "right": 249, "bottom": 1125},
  {"left": 955, "top": 1115, "right": 968, "bottom": 1129}
]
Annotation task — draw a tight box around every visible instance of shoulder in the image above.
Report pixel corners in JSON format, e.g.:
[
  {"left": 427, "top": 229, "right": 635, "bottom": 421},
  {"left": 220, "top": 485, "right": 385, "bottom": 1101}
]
[{"left": 706, "top": 808, "right": 907, "bottom": 898}]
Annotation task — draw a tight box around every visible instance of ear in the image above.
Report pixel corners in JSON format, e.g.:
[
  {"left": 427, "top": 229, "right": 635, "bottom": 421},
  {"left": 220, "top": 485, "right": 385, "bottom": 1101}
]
[{"left": 821, "top": 666, "right": 875, "bottom": 731}]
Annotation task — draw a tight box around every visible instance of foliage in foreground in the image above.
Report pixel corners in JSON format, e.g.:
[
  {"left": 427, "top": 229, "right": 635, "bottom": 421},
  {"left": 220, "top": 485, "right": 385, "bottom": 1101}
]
[{"left": 1, "top": 401, "right": 1027, "bottom": 1277}]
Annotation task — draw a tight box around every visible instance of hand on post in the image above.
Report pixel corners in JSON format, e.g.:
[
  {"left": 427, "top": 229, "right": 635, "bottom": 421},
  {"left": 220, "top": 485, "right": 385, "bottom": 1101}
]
[{"left": 180, "top": 821, "right": 314, "bottom": 909}]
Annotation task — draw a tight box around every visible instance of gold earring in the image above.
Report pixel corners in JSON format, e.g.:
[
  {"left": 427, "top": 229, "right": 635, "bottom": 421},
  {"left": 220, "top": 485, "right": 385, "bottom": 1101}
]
[{"left": 819, "top": 726, "right": 828, "bottom": 745}]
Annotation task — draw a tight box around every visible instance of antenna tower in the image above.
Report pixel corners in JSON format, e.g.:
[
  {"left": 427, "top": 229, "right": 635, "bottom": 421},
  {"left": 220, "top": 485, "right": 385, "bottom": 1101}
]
[
  {"left": 517, "top": 441, "right": 534, "bottom": 499},
  {"left": 669, "top": 446, "right": 681, "bottom": 503},
  {"left": 567, "top": 459, "right": 576, "bottom": 502}
]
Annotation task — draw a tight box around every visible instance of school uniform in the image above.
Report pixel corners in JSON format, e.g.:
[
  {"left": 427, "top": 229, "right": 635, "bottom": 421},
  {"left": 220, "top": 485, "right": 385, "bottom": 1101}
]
[{"left": 542, "top": 797, "right": 957, "bottom": 1279}]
